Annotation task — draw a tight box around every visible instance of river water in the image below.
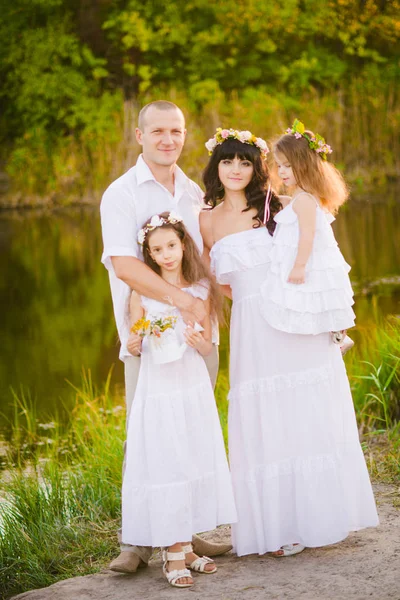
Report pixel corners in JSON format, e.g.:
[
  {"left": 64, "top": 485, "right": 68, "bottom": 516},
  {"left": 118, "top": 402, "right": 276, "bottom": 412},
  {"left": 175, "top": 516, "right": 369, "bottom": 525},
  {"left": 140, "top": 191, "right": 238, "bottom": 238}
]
[{"left": 1, "top": 188, "right": 399, "bottom": 436}]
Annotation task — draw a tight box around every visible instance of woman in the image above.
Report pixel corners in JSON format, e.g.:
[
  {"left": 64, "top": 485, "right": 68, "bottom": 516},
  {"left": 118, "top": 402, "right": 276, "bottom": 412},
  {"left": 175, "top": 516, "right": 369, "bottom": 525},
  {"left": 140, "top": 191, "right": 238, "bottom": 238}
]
[{"left": 200, "top": 128, "right": 378, "bottom": 557}]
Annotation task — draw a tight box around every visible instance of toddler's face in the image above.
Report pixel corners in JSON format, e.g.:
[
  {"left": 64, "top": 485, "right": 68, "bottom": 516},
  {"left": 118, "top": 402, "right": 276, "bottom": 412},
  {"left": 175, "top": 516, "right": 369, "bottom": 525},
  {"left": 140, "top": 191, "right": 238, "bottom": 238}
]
[
  {"left": 147, "top": 228, "right": 184, "bottom": 274},
  {"left": 274, "top": 151, "right": 297, "bottom": 188},
  {"left": 218, "top": 155, "right": 254, "bottom": 192}
]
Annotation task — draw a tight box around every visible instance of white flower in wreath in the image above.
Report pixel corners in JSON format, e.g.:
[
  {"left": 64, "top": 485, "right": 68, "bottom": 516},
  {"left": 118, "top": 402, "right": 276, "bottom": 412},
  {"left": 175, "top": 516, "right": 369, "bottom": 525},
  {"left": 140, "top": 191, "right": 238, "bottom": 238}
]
[
  {"left": 137, "top": 229, "right": 146, "bottom": 244},
  {"left": 205, "top": 137, "right": 217, "bottom": 152},
  {"left": 168, "top": 211, "right": 183, "bottom": 224},
  {"left": 256, "top": 137, "right": 269, "bottom": 153},
  {"left": 240, "top": 130, "right": 253, "bottom": 142},
  {"left": 149, "top": 215, "right": 164, "bottom": 229}
]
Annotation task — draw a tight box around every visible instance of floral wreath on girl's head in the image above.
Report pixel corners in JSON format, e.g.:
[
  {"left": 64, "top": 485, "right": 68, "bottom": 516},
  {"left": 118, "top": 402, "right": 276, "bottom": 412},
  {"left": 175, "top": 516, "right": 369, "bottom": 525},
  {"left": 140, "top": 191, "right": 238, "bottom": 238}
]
[
  {"left": 285, "top": 119, "right": 333, "bottom": 161},
  {"left": 137, "top": 211, "right": 183, "bottom": 246},
  {"left": 205, "top": 128, "right": 270, "bottom": 159}
]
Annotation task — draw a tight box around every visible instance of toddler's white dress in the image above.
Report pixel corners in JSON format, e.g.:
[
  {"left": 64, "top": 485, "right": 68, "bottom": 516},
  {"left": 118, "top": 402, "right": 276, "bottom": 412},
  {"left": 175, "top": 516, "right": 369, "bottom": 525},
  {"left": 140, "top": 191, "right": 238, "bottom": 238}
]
[
  {"left": 121, "top": 282, "right": 237, "bottom": 548},
  {"left": 210, "top": 226, "right": 378, "bottom": 557},
  {"left": 260, "top": 192, "right": 356, "bottom": 334}
]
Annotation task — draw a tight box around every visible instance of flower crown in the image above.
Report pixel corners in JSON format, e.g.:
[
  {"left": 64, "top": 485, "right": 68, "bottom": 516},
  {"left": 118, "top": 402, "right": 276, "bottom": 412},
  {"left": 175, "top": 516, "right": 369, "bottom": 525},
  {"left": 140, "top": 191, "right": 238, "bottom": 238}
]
[
  {"left": 137, "top": 211, "right": 183, "bottom": 245},
  {"left": 205, "top": 128, "right": 270, "bottom": 159},
  {"left": 285, "top": 119, "right": 333, "bottom": 160}
]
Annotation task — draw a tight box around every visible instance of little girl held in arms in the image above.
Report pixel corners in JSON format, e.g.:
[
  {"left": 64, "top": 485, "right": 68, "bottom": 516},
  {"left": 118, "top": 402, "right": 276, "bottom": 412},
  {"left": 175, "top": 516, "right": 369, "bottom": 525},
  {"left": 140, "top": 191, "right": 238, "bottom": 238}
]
[
  {"left": 121, "top": 211, "right": 236, "bottom": 589},
  {"left": 260, "top": 119, "right": 355, "bottom": 351}
]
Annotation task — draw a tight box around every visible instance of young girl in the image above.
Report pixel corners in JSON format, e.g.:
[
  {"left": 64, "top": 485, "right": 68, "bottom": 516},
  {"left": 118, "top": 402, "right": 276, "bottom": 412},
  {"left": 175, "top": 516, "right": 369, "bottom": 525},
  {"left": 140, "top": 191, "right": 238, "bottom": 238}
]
[
  {"left": 121, "top": 211, "right": 237, "bottom": 589},
  {"left": 259, "top": 119, "right": 355, "bottom": 347}
]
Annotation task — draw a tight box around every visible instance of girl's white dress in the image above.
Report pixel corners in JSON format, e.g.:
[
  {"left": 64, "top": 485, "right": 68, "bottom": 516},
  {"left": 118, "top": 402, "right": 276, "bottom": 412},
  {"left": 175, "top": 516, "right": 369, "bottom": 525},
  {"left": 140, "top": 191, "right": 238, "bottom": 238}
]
[
  {"left": 210, "top": 226, "right": 378, "bottom": 557},
  {"left": 259, "top": 193, "right": 356, "bottom": 335},
  {"left": 121, "top": 282, "right": 237, "bottom": 548}
]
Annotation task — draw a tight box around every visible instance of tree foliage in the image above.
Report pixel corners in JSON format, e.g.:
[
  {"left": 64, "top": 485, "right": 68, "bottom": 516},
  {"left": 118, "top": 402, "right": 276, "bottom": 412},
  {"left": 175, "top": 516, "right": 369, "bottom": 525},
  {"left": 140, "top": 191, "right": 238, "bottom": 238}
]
[{"left": 0, "top": 0, "right": 399, "bottom": 197}]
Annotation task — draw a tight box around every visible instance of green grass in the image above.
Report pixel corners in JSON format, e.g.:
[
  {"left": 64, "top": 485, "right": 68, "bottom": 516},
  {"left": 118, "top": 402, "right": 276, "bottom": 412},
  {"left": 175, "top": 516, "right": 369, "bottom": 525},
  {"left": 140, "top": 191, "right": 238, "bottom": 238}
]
[{"left": 0, "top": 321, "right": 399, "bottom": 598}]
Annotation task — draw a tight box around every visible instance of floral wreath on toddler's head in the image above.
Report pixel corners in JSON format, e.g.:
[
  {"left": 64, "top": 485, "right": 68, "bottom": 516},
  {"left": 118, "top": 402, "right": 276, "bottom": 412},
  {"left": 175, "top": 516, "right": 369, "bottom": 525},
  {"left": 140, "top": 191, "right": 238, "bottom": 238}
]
[
  {"left": 205, "top": 128, "right": 270, "bottom": 159},
  {"left": 137, "top": 211, "right": 183, "bottom": 246},
  {"left": 285, "top": 119, "right": 333, "bottom": 161}
]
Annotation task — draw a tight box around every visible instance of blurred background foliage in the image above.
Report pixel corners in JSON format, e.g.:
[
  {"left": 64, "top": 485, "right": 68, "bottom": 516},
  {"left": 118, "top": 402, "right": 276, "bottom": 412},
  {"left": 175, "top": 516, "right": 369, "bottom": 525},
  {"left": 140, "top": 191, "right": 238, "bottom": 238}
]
[{"left": 0, "top": 0, "right": 399, "bottom": 204}]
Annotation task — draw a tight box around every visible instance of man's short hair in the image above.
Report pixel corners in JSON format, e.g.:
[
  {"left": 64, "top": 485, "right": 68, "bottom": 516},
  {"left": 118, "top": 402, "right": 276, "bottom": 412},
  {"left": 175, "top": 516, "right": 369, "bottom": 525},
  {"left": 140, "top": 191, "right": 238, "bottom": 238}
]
[{"left": 138, "top": 101, "right": 185, "bottom": 131}]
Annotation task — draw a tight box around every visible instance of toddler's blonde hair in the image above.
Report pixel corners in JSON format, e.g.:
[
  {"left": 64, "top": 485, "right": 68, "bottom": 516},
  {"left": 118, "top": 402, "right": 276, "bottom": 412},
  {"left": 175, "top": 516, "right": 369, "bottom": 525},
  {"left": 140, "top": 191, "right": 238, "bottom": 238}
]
[{"left": 274, "top": 132, "right": 349, "bottom": 213}]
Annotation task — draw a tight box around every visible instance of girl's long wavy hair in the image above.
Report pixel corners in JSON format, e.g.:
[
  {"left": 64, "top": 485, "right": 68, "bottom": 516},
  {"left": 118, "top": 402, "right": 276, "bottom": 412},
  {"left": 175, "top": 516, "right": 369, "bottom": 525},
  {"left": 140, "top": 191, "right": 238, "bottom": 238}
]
[
  {"left": 142, "top": 212, "right": 224, "bottom": 322},
  {"left": 274, "top": 133, "right": 349, "bottom": 213},
  {"left": 202, "top": 138, "right": 282, "bottom": 235}
]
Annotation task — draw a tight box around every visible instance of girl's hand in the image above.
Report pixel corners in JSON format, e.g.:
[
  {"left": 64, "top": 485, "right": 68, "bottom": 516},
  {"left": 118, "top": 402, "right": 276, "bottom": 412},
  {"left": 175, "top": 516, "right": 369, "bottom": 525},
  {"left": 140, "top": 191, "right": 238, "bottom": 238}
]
[
  {"left": 184, "top": 325, "right": 204, "bottom": 351},
  {"left": 288, "top": 264, "right": 306, "bottom": 284},
  {"left": 127, "top": 332, "right": 142, "bottom": 356}
]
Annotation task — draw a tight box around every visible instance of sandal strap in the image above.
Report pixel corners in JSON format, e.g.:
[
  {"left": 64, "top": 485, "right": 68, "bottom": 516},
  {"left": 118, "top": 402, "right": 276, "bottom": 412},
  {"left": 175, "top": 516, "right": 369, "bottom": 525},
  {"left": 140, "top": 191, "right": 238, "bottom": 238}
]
[
  {"left": 181, "top": 543, "right": 193, "bottom": 554},
  {"left": 165, "top": 567, "right": 192, "bottom": 585},
  {"left": 189, "top": 555, "right": 215, "bottom": 572},
  {"left": 162, "top": 550, "right": 185, "bottom": 562}
]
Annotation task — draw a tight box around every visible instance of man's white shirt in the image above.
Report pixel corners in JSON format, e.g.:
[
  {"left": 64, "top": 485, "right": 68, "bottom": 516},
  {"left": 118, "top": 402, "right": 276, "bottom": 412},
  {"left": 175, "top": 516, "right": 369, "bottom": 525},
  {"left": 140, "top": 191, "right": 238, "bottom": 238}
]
[{"left": 100, "top": 154, "right": 209, "bottom": 360}]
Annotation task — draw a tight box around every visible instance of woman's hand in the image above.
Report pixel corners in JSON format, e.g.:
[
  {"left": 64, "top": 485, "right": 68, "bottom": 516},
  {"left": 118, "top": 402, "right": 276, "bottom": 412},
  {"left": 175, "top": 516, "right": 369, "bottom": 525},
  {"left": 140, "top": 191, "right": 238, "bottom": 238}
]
[
  {"left": 288, "top": 264, "right": 306, "bottom": 284},
  {"left": 127, "top": 332, "right": 142, "bottom": 356}
]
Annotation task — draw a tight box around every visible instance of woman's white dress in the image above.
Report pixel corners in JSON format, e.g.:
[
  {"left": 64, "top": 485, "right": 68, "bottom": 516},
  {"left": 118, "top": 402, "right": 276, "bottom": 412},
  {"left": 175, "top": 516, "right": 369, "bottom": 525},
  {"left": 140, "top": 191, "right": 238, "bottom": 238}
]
[
  {"left": 121, "top": 282, "right": 237, "bottom": 548},
  {"left": 210, "top": 227, "right": 378, "bottom": 557},
  {"left": 260, "top": 193, "right": 356, "bottom": 334}
]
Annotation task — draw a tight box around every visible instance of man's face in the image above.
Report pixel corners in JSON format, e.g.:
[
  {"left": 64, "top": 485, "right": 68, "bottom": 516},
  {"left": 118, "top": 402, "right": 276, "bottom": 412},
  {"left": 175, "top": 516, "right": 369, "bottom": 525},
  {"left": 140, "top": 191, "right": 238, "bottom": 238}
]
[{"left": 136, "top": 107, "right": 186, "bottom": 167}]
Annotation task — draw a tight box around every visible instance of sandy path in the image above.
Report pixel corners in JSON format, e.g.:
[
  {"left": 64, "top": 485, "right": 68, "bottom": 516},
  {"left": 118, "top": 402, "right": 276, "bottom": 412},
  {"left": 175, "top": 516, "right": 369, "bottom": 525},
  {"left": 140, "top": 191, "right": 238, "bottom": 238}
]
[{"left": 11, "top": 484, "right": 400, "bottom": 600}]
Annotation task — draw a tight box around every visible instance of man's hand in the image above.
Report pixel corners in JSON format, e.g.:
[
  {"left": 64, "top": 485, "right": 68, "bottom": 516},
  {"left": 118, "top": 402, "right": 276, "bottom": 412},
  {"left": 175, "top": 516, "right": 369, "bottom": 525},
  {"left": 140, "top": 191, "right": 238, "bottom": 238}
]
[
  {"left": 178, "top": 296, "right": 207, "bottom": 325},
  {"left": 127, "top": 332, "right": 142, "bottom": 356}
]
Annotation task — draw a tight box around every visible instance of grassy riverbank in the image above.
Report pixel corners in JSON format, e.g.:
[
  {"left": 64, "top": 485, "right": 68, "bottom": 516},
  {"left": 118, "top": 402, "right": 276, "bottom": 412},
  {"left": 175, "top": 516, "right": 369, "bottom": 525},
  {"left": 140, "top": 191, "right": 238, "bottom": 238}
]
[{"left": 0, "top": 321, "right": 399, "bottom": 599}]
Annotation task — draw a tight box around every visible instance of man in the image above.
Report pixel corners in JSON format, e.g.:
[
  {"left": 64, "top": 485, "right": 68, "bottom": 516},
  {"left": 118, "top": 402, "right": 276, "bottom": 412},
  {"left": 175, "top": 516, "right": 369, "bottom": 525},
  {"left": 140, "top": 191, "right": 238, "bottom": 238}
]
[{"left": 100, "top": 100, "right": 229, "bottom": 574}]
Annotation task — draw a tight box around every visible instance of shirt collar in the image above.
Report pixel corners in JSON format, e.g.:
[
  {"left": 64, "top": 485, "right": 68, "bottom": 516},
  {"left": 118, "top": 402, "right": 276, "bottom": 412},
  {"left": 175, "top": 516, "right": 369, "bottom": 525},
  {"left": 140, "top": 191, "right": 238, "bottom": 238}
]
[{"left": 135, "top": 154, "right": 188, "bottom": 200}]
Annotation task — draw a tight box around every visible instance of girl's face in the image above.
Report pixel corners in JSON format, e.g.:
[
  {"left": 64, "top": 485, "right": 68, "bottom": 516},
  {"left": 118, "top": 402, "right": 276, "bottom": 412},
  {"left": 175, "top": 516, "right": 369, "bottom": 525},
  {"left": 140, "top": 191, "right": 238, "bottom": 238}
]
[
  {"left": 147, "top": 228, "right": 184, "bottom": 274},
  {"left": 274, "top": 150, "right": 297, "bottom": 188},
  {"left": 218, "top": 155, "right": 254, "bottom": 192}
]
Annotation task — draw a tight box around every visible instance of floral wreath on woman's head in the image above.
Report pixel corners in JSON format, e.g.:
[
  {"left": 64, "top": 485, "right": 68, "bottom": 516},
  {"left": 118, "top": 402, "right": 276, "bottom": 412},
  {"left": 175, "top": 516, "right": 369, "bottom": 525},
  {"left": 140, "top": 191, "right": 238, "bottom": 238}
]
[
  {"left": 205, "top": 128, "right": 270, "bottom": 159},
  {"left": 285, "top": 119, "right": 333, "bottom": 161},
  {"left": 137, "top": 211, "right": 183, "bottom": 246}
]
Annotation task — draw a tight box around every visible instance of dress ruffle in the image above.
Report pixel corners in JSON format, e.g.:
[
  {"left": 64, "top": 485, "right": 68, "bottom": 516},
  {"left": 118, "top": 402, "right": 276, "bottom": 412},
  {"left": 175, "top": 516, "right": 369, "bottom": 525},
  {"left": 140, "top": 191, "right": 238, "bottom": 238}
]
[
  {"left": 259, "top": 202, "right": 355, "bottom": 335},
  {"left": 210, "top": 228, "right": 272, "bottom": 284}
]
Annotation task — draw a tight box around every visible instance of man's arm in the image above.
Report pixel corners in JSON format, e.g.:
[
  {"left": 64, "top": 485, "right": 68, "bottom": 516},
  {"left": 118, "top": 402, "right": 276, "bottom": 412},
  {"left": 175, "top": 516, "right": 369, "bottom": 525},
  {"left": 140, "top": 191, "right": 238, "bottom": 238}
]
[{"left": 112, "top": 256, "right": 206, "bottom": 323}]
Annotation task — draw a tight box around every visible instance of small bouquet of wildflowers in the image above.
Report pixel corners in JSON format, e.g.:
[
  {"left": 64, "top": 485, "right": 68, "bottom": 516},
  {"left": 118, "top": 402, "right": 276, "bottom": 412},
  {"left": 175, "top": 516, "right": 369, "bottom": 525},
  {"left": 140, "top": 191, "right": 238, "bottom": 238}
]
[
  {"left": 131, "top": 316, "right": 177, "bottom": 338},
  {"left": 131, "top": 315, "right": 184, "bottom": 364}
]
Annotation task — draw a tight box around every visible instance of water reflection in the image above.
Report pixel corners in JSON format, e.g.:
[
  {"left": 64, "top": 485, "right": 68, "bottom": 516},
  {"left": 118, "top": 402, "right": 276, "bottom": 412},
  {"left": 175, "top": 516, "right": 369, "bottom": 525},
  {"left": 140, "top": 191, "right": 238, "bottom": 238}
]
[{"left": 0, "top": 188, "right": 399, "bottom": 434}]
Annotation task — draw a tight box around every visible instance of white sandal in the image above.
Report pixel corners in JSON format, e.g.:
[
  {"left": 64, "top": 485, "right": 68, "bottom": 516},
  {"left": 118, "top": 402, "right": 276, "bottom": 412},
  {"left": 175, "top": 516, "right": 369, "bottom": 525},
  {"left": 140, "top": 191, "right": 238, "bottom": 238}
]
[
  {"left": 272, "top": 543, "right": 305, "bottom": 557},
  {"left": 182, "top": 543, "right": 217, "bottom": 574},
  {"left": 162, "top": 550, "right": 193, "bottom": 588}
]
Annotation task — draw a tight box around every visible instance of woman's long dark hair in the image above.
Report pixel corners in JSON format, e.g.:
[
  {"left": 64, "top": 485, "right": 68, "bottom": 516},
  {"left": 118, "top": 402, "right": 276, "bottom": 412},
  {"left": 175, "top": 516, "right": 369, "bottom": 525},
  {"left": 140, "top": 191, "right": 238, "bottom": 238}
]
[{"left": 202, "top": 138, "right": 281, "bottom": 234}]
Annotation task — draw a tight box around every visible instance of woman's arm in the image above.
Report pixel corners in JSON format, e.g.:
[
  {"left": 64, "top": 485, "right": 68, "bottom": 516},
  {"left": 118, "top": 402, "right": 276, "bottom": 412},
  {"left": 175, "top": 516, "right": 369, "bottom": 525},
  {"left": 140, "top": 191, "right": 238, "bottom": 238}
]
[
  {"left": 200, "top": 210, "right": 232, "bottom": 300},
  {"left": 184, "top": 297, "right": 213, "bottom": 356},
  {"left": 289, "top": 193, "right": 317, "bottom": 284}
]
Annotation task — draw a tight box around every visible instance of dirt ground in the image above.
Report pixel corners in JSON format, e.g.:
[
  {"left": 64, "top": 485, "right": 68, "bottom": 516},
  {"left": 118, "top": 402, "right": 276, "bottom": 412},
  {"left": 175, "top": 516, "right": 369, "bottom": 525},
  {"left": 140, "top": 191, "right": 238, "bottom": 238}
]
[{"left": 12, "top": 484, "right": 400, "bottom": 600}]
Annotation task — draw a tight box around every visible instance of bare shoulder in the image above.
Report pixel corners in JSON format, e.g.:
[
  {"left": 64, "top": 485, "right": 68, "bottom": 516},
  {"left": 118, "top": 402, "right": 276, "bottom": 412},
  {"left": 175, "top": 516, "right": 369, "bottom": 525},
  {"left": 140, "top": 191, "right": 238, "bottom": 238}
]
[{"left": 292, "top": 191, "right": 317, "bottom": 214}]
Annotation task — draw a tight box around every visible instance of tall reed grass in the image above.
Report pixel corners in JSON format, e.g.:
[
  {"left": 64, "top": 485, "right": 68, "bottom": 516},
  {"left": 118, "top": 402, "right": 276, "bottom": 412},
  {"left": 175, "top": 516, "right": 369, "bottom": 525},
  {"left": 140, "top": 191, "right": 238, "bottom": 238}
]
[
  {"left": 3, "top": 81, "right": 400, "bottom": 207},
  {"left": 0, "top": 321, "right": 399, "bottom": 598}
]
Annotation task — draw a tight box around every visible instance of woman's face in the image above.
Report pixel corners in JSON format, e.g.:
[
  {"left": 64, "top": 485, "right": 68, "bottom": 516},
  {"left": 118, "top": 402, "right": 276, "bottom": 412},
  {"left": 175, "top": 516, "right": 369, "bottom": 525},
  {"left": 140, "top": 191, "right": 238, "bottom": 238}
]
[
  {"left": 274, "top": 150, "right": 297, "bottom": 188},
  {"left": 218, "top": 155, "right": 254, "bottom": 192}
]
